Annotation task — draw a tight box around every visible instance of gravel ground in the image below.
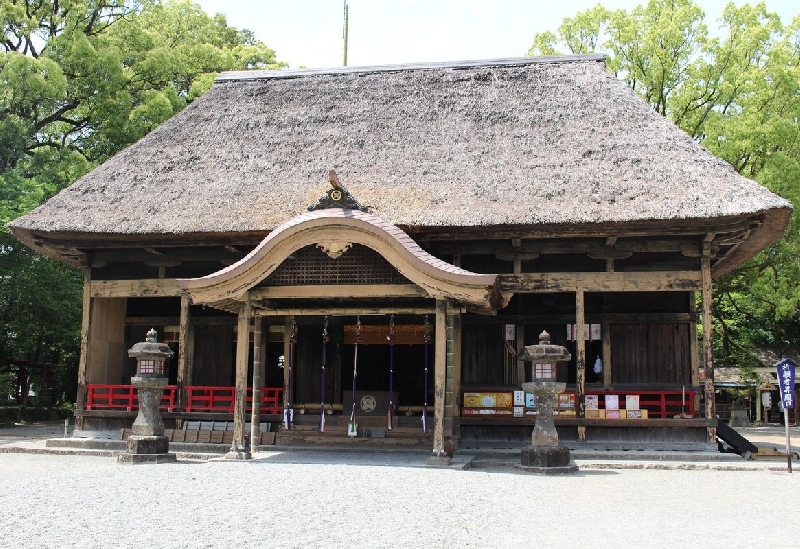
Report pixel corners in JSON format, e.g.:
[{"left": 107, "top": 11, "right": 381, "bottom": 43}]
[{"left": 1, "top": 451, "right": 797, "bottom": 549}]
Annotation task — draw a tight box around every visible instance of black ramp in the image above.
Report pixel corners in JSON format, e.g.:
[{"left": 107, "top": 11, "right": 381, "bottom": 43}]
[{"left": 715, "top": 419, "right": 758, "bottom": 454}]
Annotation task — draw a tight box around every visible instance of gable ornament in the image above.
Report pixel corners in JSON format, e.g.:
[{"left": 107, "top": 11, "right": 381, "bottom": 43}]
[{"left": 307, "top": 170, "right": 368, "bottom": 212}]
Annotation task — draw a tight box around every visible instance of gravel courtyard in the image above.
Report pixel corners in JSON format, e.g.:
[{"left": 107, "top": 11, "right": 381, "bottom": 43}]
[{"left": 1, "top": 452, "right": 796, "bottom": 549}]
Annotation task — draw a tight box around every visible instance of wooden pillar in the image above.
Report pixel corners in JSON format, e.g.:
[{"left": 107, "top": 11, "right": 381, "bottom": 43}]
[
  {"left": 176, "top": 294, "right": 191, "bottom": 414},
  {"left": 701, "top": 249, "right": 716, "bottom": 443},
  {"left": 432, "top": 300, "right": 447, "bottom": 456},
  {"left": 575, "top": 290, "right": 586, "bottom": 442},
  {"left": 515, "top": 324, "right": 526, "bottom": 385},
  {"left": 283, "top": 316, "right": 293, "bottom": 411},
  {"left": 452, "top": 310, "right": 462, "bottom": 440},
  {"left": 601, "top": 320, "right": 611, "bottom": 387},
  {"left": 230, "top": 301, "right": 251, "bottom": 456},
  {"left": 75, "top": 268, "right": 92, "bottom": 428},
  {"left": 514, "top": 257, "right": 525, "bottom": 384},
  {"left": 443, "top": 305, "right": 461, "bottom": 440},
  {"left": 689, "top": 291, "right": 700, "bottom": 412},
  {"left": 250, "top": 315, "right": 263, "bottom": 454}
]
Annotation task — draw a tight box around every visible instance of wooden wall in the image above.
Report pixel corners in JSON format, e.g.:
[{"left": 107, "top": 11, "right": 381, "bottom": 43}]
[
  {"left": 461, "top": 322, "right": 504, "bottom": 385},
  {"left": 87, "top": 297, "right": 126, "bottom": 384},
  {"left": 192, "top": 325, "right": 234, "bottom": 386},
  {"left": 610, "top": 323, "right": 691, "bottom": 384}
]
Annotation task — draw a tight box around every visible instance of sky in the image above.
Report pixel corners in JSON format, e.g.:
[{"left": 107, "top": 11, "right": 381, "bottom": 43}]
[{"left": 193, "top": 0, "right": 799, "bottom": 70}]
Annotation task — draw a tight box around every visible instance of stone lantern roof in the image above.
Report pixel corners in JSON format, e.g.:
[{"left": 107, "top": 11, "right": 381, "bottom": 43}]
[{"left": 127, "top": 328, "right": 174, "bottom": 360}]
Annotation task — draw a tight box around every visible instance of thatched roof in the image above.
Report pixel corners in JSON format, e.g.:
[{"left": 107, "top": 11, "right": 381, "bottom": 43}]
[{"left": 9, "top": 55, "right": 792, "bottom": 273}]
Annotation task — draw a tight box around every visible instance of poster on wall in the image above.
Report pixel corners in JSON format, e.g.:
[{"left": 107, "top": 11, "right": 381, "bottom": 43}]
[
  {"left": 463, "top": 392, "right": 513, "bottom": 409},
  {"left": 566, "top": 324, "right": 602, "bottom": 341},
  {"left": 558, "top": 393, "right": 575, "bottom": 409},
  {"left": 605, "top": 394, "right": 619, "bottom": 410}
]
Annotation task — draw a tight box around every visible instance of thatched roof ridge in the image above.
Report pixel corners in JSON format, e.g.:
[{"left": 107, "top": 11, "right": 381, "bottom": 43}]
[
  {"left": 9, "top": 55, "right": 792, "bottom": 274},
  {"left": 216, "top": 54, "right": 606, "bottom": 81}
]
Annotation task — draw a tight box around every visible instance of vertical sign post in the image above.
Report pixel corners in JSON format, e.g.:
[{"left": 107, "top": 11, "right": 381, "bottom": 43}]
[{"left": 776, "top": 359, "right": 796, "bottom": 473}]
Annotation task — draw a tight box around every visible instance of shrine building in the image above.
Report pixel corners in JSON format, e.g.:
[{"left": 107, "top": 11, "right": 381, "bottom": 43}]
[{"left": 8, "top": 55, "right": 792, "bottom": 456}]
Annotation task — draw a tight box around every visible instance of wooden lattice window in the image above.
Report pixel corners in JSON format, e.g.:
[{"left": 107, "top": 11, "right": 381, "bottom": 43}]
[{"left": 263, "top": 244, "right": 410, "bottom": 286}]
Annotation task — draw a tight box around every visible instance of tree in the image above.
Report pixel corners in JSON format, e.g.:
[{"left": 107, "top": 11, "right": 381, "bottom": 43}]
[
  {"left": 530, "top": 1, "right": 800, "bottom": 368},
  {"left": 0, "top": 0, "right": 284, "bottom": 404}
]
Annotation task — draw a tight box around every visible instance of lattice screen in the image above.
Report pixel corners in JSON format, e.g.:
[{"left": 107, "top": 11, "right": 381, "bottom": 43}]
[{"left": 263, "top": 244, "right": 410, "bottom": 286}]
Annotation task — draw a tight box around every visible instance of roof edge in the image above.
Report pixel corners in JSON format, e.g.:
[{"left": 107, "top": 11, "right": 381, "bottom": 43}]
[
  {"left": 215, "top": 54, "right": 606, "bottom": 82},
  {"left": 712, "top": 205, "right": 793, "bottom": 277}
]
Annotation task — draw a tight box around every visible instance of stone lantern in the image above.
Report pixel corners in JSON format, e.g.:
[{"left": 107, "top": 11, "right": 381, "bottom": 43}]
[
  {"left": 118, "top": 328, "right": 176, "bottom": 464},
  {"left": 518, "top": 330, "right": 578, "bottom": 474}
]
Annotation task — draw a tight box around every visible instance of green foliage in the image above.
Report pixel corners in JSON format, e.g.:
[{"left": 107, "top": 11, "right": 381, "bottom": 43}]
[
  {"left": 0, "top": 371, "right": 12, "bottom": 402},
  {"left": 530, "top": 1, "right": 800, "bottom": 368},
  {"left": 1, "top": 0, "right": 285, "bottom": 402}
]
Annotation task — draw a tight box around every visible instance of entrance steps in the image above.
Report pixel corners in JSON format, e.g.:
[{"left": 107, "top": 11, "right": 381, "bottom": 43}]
[{"left": 276, "top": 414, "right": 432, "bottom": 447}]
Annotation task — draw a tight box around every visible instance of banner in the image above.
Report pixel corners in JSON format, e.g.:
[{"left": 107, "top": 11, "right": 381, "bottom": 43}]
[{"left": 776, "top": 359, "right": 796, "bottom": 410}]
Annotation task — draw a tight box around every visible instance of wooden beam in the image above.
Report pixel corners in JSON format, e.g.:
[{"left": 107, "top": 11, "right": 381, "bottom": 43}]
[
  {"left": 90, "top": 279, "right": 183, "bottom": 298},
  {"left": 406, "top": 218, "right": 756, "bottom": 241},
  {"left": 462, "top": 312, "right": 696, "bottom": 325},
  {"left": 498, "top": 271, "right": 702, "bottom": 293},
  {"left": 250, "top": 284, "right": 427, "bottom": 300},
  {"left": 430, "top": 236, "right": 730, "bottom": 256},
  {"left": 126, "top": 316, "right": 236, "bottom": 326},
  {"left": 257, "top": 306, "right": 436, "bottom": 317}
]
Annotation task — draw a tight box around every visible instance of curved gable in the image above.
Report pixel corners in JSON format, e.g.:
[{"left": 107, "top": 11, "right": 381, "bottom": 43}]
[{"left": 177, "top": 208, "right": 508, "bottom": 312}]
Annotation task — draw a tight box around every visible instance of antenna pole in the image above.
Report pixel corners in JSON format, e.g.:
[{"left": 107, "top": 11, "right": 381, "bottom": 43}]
[{"left": 343, "top": 1, "right": 349, "bottom": 66}]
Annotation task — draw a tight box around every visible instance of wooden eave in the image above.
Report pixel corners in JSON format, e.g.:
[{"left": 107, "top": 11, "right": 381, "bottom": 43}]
[
  {"left": 176, "top": 209, "right": 508, "bottom": 314},
  {"left": 12, "top": 208, "right": 784, "bottom": 279}
]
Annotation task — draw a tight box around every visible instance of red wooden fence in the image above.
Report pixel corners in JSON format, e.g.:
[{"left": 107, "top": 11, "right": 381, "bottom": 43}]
[{"left": 85, "top": 384, "right": 283, "bottom": 414}]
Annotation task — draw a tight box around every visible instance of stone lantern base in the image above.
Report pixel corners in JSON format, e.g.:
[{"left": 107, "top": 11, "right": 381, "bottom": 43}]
[
  {"left": 117, "top": 435, "right": 176, "bottom": 464},
  {"left": 517, "top": 446, "right": 578, "bottom": 475}
]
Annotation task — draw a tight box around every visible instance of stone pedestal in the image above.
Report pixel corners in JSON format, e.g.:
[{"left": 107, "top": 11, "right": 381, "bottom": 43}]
[
  {"left": 426, "top": 453, "right": 452, "bottom": 467},
  {"left": 118, "top": 375, "right": 176, "bottom": 464},
  {"left": 728, "top": 406, "right": 750, "bottom": 427},
  {"left": 130, "top": 376, "right": 166, "bottom": 436},
  {"left": 118, "top": 435, "right": 176, "bottom": 464},
  {"left": 519, "top": 446, "right": 578, "bottom": 474},
  {"left": 518, "top": 380, "right": 578, "bottom": 474},
  {"left": 224, "top": 448, "right": 252, "bottom": 461}
]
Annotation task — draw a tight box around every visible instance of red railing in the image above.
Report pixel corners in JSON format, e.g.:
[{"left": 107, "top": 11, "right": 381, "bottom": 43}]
[
  {"left": 581, "top": 390, "right": 697, "bottom": 419},
  {"left": 85, "top": 384, "right": 177, "bottom": 412},
  {"left": 85, "top": 384, "right": 283, "bottom": 414},
  {"left": 186, "top": 386, "right": 284, "bottom": 414}
]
